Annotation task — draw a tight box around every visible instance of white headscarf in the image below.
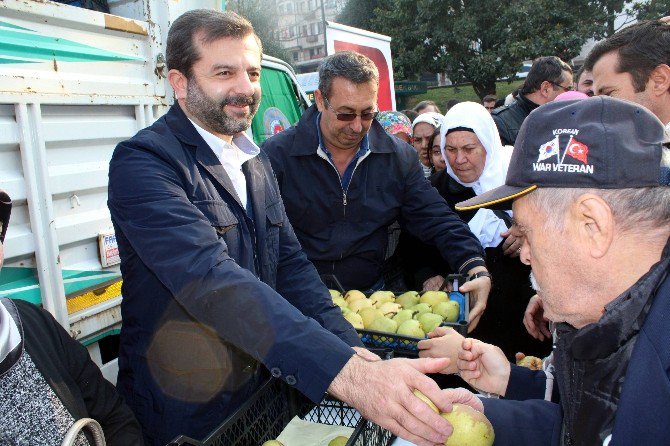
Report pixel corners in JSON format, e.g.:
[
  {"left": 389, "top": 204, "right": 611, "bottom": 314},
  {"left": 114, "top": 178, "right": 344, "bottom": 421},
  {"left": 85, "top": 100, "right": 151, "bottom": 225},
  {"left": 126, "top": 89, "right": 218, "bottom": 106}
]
[
  {"left": 439, "top": 101, "right": 514, "bottom": 249},
  {"left": 411, "top": 112, "right": 444, "bottom": 131}
]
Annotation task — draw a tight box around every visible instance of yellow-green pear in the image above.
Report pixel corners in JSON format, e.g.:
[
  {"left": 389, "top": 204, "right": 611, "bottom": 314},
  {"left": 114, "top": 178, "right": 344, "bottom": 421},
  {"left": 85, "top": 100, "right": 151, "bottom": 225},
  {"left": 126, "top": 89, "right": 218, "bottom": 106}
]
[
  {"left": 441, "top": 404, "right": 494, "bottom": 446},
  {"left": 359, "top": 307, "right": 385, "bottom": 328},
  {"left": 434, "top": 300, "right": 459, "bottom": 322},
  {"left": 349, "top": 298, "right": 373, "bottom": 313},
  {"left": 344, "top": 312, "right": 364, "bottom": 330},
  {"left": 413, "top": 389, "right": 439, "bottom": 413},
  {"left": 344, "top": 290, "right": 366, "bottom": 304},
  {"left": 396, "top": 291, "right": 420, "bottom": 308},
  {"left": 397, "top": 319, "right": 425, "bottom": 338},
  {"left": 332, "top": 296, "right": 347, "bottom": 308},
  {"left": 420, "top": 290, "right": 449, "bottom": 307},
  {"left": 262, "top": 441, "right": 284, "bottom": 446},
  {"left": 369, "top": 290, "right": 395, "bottom": 307},
  {"left": 393, "top": 309, "right": 415, "bottom": 326},
  {"left": 328, "top": 436, "right": 349, "bottom": 446},
  {"left": 341, "top": 307, "right": 351, "bottom": 316},
  {"left": 368, "top": 316, "right": 398, "bottom": 333},
  {"left": 417, "top": 313, "right": 444, "bottom": 334},
  {"left": 329, "top": 289, "right": 342, "bottom": 299},
  {"left": 410, "top": 303, "right": 432, "bottom": 316},
  {"left": 378, "top": 301, "right": 402, "bottom": 316}
]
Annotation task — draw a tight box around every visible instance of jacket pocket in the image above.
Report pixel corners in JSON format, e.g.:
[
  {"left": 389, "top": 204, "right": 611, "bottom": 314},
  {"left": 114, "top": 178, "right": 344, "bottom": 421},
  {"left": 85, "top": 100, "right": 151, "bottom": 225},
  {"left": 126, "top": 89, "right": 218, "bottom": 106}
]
[
  {"left": 264, "top": 201, "right": 284, "bottom": 284},
  {"left": 193, "top": 199, "right": 238, "bottom": 236}
]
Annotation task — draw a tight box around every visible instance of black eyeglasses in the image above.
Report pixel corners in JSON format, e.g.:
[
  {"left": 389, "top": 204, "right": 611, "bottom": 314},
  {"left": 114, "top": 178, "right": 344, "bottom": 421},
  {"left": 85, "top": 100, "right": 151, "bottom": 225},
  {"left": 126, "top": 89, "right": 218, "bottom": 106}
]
[
  {"left": 549, "top": 81, "right": 574, "bottom": 93},
  {"left": 323, "top": 96, "right": 379, "bottom": 122}
]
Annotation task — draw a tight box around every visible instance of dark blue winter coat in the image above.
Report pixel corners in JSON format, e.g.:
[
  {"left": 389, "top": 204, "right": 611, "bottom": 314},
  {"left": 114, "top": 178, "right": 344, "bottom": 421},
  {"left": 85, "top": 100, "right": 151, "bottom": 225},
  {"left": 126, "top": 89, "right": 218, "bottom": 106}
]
[{"left": 108, "top": 103, "right": 361, "bottom": 445}]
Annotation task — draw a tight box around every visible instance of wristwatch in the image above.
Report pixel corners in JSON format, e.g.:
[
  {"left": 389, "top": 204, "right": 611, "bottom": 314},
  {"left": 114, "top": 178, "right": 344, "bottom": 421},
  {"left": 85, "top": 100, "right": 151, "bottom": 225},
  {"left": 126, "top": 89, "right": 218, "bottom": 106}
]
[{"left": 468, "top": 271, "right": 493, "bottom": 282}]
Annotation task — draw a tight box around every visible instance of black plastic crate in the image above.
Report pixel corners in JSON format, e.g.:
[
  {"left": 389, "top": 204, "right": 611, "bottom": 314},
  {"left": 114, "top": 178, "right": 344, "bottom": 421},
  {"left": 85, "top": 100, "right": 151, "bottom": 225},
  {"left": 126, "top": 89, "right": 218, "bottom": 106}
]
[{"left": 168, "top": 350, "right": 395, "bottom": 446}]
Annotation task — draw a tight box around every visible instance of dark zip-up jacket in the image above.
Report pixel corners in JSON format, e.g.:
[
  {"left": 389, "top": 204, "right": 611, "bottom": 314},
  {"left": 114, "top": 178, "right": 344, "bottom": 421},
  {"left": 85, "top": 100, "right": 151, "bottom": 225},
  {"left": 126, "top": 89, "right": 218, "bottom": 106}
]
[
  {"left": 491, "top": 95, "right": 539, "bottom": 146},
  {"left": 482, "top": 237, "right": 670, "bottom": 445},
  {"left": 108, "top": 103, "right": 361, "bottom": 445},
  {"left": 262, "top": 105, "right": 485, "bottom": 290}
]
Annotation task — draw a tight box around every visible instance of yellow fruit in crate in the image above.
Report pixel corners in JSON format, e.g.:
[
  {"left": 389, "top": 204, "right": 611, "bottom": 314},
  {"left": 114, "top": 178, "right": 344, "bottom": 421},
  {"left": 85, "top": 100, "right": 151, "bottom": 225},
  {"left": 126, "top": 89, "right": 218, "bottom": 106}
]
[
  {"left": 420, "top": 290, "right": 449, "bottom": 307},
  {"left": 261, "top": 441, "right": 284, "bottom": 446},
  {"left": 396, "top": 319, "right": 425, "bottom": 338},
  {"left": 344, "top": 290, "right": 366, "bottom": 304},
  {"left": 410, "top": 303, "right": 432, "bottom": 316},
  {"left": 441, "top": 404, "right": 494, "bottom": 446},
  {"left": 369, "top": 290, "right": 395, "bottom": 307},
  {"left": 434, "top": 301, "right": 459, "bottom": 322},
  {"left": 341, "top": 307, "right": 351, "bottom": 316},
  {"left": 396, "top": 291, "right": 420, "bottom": 308},
  {"left": 329, "top": 289, "right": 342, "bottom": 299},
  {"left": 328, "top": 436, "right": 349, "bottom": 446},
  {"left": 392, "top": 309, "right": 415, "bottom": 326},
  {"left": 417, "top": 313, "right": 444, "bottom": 334},
  {"left": 368, "top": 316, "right": 398, "bottom": 334},
  {"left": 332, "top": 296, "right": 347, "bottom": 308},
  {"left": 344, "top": 312, "right": 364, "bottom": 329},
  {"left": 378, "top": 301, "right": 402, "bottom": 316},
  {"left": 413, "top": 389, "right": 439, "bottom": 413},
  {"left": 349, "top": 298, "right": 373, "bottom": 313},
  {"left": 359, "top": 307, "right": 385, "bottom": 328}
]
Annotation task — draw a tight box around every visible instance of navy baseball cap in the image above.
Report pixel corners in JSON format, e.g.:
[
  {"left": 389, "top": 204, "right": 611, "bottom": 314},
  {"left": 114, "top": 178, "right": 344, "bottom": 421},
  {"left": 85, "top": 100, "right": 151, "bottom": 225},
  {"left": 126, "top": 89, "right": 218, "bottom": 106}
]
[
  {"left": 456, "top": 97, "right": 665, "bottom": 211},
  {"left": 0, "top": 190, "right": 11, "bottom": 243}
]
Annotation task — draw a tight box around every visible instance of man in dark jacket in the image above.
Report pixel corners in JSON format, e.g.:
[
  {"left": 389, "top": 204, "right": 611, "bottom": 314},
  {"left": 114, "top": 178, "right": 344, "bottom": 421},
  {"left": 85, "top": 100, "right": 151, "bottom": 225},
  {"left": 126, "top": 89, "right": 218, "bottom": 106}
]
[
  {"left": 0, "top": 190, "right": 143, "bottom": 445},
  {"left": 109, "top": 10, "right": 464, "bottom": 446},
  {"left": 262, "top": 51, "right": 492, "bottom": 330},
  {"left": 492, "top": 56, "right": 573, "bottom": 145},
  {"left": 448, "top": 97, "right": 670, "bottom": 445}
]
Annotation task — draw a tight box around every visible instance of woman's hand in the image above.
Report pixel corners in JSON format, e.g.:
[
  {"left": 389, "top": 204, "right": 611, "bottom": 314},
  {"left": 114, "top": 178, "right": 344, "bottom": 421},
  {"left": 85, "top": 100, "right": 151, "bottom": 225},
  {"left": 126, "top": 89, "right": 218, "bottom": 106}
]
[{"left": 501, "top": 227, "right": 523, "bottom": 257}]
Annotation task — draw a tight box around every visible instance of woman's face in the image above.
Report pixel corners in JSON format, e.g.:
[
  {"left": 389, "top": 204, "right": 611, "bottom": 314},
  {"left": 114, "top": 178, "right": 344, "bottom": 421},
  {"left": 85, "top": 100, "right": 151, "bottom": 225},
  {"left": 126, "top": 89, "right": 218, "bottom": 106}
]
[
  {"left": 431, "top": 134, "right": 447, "bottom": 172},
  {"left": 444, "top": 131, "right": 487, "bottom": 183}
]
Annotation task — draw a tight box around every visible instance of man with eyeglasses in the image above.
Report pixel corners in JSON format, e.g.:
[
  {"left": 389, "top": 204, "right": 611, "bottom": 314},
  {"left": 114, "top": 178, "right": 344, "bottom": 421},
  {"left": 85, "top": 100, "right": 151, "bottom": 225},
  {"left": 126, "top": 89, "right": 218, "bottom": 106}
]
[
  {"left": 263, "top": 51, "right": 493, "bottom": 331},
  {"left": 492, "top": 56, "right": 573, "bottom": 146}
]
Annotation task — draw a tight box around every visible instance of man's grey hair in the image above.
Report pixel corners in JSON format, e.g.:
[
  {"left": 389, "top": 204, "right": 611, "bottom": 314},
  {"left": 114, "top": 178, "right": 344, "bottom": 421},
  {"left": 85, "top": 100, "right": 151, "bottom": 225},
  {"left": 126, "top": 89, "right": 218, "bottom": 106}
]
[
  {"left": 525, "top": 187, "right": 670, "bottom": 232},
  {"left": 318, "top": 51, "right": 379, "bottom": 99}
]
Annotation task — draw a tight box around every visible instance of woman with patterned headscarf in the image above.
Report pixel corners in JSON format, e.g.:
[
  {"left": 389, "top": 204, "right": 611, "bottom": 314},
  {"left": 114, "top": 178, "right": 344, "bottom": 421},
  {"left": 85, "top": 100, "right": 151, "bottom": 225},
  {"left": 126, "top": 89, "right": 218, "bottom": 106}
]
[{"left": 375, "top": 110, "right": 412, "bottom": 143}]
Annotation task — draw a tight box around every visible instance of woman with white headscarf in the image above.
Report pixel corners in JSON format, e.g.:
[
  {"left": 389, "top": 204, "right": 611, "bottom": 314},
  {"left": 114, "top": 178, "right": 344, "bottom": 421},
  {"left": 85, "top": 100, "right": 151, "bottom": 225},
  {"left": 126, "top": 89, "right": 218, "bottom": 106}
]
[{"left": 414, "top": 102, "right": 550, "bottom": 359}]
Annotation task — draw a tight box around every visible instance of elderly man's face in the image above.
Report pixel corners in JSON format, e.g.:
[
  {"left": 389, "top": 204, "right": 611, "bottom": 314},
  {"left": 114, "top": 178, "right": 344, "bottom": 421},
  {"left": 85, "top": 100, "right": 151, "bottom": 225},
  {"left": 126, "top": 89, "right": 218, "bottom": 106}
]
[
  {"left": 316, "top": 77, "right": 378, "bottom": 152},
  {"left": 513, "top": 194, "right": 591, "bottom": 326}
]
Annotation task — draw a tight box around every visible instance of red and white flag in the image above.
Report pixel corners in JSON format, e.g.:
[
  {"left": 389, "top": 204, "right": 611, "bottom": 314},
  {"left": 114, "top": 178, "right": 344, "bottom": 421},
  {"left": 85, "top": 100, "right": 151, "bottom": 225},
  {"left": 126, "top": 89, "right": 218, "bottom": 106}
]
[{"left": 565, "top": 137, "right": 589, "bottom": 164}]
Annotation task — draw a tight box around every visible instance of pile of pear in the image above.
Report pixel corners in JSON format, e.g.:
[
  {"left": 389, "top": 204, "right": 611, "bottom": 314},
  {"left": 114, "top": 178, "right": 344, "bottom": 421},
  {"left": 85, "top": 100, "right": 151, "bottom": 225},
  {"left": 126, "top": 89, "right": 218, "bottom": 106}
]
[{"left": 331, "top": 289, "right": 459, "bottom": 339}]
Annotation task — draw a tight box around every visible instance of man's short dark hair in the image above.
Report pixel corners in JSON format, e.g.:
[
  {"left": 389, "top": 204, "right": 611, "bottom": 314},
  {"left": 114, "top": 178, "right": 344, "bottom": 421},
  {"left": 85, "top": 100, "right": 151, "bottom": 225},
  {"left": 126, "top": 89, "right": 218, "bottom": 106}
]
[
  {"left": 519, "top": 56, "right": 573, "bottom": 95},
  {"left": 401, "top": 109, "right": 419, "bottom": 122},
  {"left": 166, "top": 9, "right": 262, "bottom": 79},
  {"left": 482, "top": 95, "right": 497, "bottom": 103},
  {"left": 413, "top": 100, "right": 441, "bottom": 114},
  {"left": 584, "top": 20, "right": 670, "bottom": 93},
  {"left": 318, "top": 51, "right": 379, "bottom": 99}
]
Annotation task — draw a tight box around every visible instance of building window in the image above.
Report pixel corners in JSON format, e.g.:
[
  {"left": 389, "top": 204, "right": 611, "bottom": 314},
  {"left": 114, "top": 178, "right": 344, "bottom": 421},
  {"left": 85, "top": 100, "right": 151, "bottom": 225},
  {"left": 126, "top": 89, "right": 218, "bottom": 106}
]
[{"left": 293, "top": 51, "right": 300, "bottom": 61}]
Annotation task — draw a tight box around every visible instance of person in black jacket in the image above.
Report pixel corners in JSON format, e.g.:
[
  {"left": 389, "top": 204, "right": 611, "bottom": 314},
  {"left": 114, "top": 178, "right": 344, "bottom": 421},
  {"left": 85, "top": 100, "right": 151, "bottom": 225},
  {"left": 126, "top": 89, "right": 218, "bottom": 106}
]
[
  {"left": 263, "top": 51, "right": 493, "bottom": 331},
  {"left": 416, "top": 102, "right": 551, "bottom": 359},
  {"left": 0, "top": 189, "right": 143, "bottom": 445},
  {"left": 492, "top": 56, "right": 573, "bottom": 145}
]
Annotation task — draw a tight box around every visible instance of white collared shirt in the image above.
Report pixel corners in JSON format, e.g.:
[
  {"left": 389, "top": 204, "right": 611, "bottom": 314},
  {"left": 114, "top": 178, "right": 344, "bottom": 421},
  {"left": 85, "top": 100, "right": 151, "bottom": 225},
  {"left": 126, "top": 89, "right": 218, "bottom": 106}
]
[{"left": 189, "top": 120, "right": 259, "bottom": 209}]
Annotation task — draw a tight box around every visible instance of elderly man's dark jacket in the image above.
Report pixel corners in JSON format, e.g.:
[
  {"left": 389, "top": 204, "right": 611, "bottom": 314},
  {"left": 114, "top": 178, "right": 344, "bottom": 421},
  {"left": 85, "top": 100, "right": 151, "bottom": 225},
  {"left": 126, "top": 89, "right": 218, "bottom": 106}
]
[
  {"left": 108, "top": 102, "right": 360, "bottom": 445},
  {"left": 262, "top": 105, "right": 485, "bottom": 291},
  {"left": 491, "top": 95, "right": 539, "bottom": 146}
]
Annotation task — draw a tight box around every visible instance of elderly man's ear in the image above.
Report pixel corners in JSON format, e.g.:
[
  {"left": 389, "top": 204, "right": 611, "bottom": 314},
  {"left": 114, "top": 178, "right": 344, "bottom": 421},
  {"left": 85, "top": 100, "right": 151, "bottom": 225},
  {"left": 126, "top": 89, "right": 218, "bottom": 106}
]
[{"left": 573, "top": 194, "right": 615, "bottom": 259}]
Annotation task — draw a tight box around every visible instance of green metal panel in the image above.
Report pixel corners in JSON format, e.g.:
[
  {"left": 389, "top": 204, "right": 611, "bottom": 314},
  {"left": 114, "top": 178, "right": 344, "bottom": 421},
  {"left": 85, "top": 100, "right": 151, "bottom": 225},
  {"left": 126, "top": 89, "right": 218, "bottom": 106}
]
[
  {"left": 0, "top": 267, "right": 121, "bottom": 305},
  {"left": 0, "top": 23, "right": 142, "bottom": 63},
  {"left": 251, "top": 67, "right": 302, "bottom": 145}
]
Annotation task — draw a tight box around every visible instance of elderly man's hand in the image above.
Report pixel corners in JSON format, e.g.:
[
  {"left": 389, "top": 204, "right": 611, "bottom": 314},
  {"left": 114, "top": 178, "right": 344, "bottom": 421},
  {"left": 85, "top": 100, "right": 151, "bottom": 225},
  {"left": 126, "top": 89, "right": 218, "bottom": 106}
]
[
  {"left": 523, "top": 295, "right": 552, "bottom": 341},
  {"left": 417, "top": 326, "right": 464, "bottom": 374},
  {"left": 328, "top": 356, "right": 455, "bottom": 446},
  {"left": 501, "top": 228, "right": 523, "bottom": 257},
  {"left": 457, "top": 338, "right": 511, "bottom": 397},
  {"left": 461, "top": 267, "right": 492, "bottom": 332}
]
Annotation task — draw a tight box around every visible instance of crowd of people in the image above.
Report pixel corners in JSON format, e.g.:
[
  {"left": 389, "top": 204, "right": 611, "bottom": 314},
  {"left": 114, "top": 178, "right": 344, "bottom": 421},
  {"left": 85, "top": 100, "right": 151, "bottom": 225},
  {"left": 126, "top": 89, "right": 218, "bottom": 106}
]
[{"left": 0, "top": 7, "right": 669, "bottom": 446}]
